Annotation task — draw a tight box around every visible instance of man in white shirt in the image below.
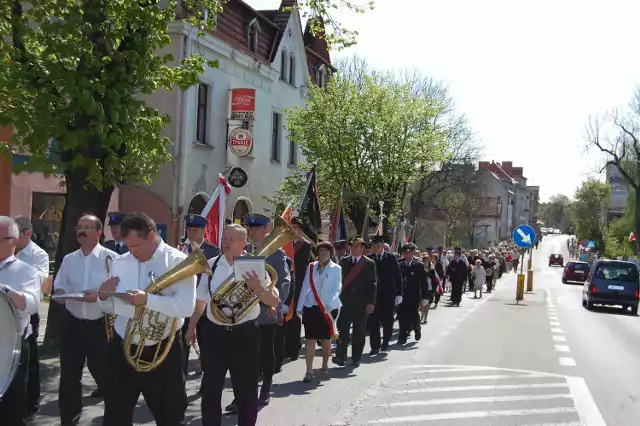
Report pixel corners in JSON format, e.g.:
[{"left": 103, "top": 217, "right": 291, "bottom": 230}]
[
  {"left": 53, "top": 214, "right": 117, "bottom": 424},
  {"left": 186, "top": 224, "right": 279, "bottom": 426},
  {"left": 97, "top": 212, "right": 196, "bottom": 426},
  {"left": 0, "top": 216, "right": 40, "bottom": 425},
  {"left": 13, "top": 215, "right": 49, "bottom": 419}
]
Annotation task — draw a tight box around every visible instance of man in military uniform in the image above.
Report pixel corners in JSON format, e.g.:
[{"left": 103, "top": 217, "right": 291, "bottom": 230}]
[
  {"left": 284, "top": 216, "right": 314, "bottom": 360},
  {"left": 333, "top": 239, "right": 348, "bottom": 262},
  {"left": 367, "top": 235, "right": 403, "bottom": 354},
  {"left": 333, "top": 236, "right": 377, "bottom": 368},
  {"left": 180, "top": 214, "right": 220, "bottom": 374},
  {"left": 397, "top": 243, "right": 429, "bottom": 343},
  {"left": 226, "top": 213, "right": 291, "bottom": 413},
  {"left": 103, "top": 212, "right": 129, "bottom": 255}
]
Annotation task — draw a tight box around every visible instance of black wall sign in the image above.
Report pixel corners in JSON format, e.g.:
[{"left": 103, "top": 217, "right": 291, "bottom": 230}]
[{"left": 227, "top": 167, "right": 248, "bottom": 188}]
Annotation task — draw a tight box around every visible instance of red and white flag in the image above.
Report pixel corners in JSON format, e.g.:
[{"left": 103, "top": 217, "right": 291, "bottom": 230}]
[
  {"left": 201, "top": 174, "right": 231, "bottom": 247},
  {"left": 629, "top": 232, "right": 636, "bottom": 243}
]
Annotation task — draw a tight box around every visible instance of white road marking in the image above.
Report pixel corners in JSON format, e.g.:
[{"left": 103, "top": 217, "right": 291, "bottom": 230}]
[
  {"left": 367, "top": 407, "right": 576, "bottom": 423},
  {"left": 377, "top": 393, "right": 573, "bottom": 407},
  {"left": 408, "top": 373, "right": 543, "bottom": 384},
  {"left": 567, "top": 376, "right": 607, "bottom": 426},
  {"left": 555, "top": 345, "right": 571, "bottom": 353},
  {"left": 551, "top": 328, "right": 564, "bottom": 333},
  {"left": 393, "top": 382, "right": 569, "bottom": 394},
  {"left": 553, "top": 335, "right": 567, "bottom": 342},
  {"left": 549, "top": 316, "right": 559, "bottom": 321},
  {"left": 559, "top": 357, "right": 576, "bottom": 366},
  {"left": 550, "top": 321, "right": 561, "bottom": 326}
]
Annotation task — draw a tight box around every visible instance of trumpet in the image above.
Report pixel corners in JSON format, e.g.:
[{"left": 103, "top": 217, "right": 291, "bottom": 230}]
[
  {"left": 123, "top": 244, "right": 211, "bottom": 372},
  {"left": 210, "top": 215, "right": 313, "bottom": 324},
  {"left": 104, "top": 255, "right": 115, "bottom": 342}
]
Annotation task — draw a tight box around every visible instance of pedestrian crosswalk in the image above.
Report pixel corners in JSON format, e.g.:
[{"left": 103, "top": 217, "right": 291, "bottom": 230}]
[{"left": 334, "top": 365, "right": 604, "bottom": 425}]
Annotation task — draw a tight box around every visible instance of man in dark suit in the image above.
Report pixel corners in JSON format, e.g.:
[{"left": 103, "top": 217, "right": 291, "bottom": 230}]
[
  {"left": 333, "top": 236, "right": 377, "bottom": 367},
  {"left": 103, "top": 212, "right": 129, "bottom": 254},
  {"left": 284, "top": 216, "right": 314, "bottom": 360},
  {"left": 180, "top": 214, "right": 220, "bottom": 374},
  {"left": 397, "top": 243, "right": 429, "bottom": 343},
  {"left": 367, "top": 235, "right": 403, "bottom": 354}
]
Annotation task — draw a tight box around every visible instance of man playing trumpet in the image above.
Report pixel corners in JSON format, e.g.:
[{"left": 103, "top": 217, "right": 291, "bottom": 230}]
[{"left": 97, "top": 213, "right": 196, "bottom": 426}]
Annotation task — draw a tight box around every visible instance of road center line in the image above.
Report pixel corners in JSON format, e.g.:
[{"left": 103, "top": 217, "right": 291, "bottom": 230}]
[
  {"left": 550, "top": 321, "right": 561, "bottom": 326},
  {"left": 551, "top": 328, "right": 563, "bottom": 333},
  {"left": 555, "top": 345, "right": 570, "bottom": 352},
  {"left": 553, "top": 335, "right": 566, "bottom": 342}
]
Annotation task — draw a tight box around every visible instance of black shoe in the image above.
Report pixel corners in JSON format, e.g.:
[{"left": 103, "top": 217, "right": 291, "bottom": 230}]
[
  {"left": 225, "top": 401, "right": 238, "bottom": 413},
  {"left": 258, "top": 381, "right": 272, "bottom": 407},
  {"left": 370, "top": 348, "right": 380, "bottom": 356},
  {"left": 381, "top": 342, "right": 389, "bottom": 351},
  {"left": 24, "top": 408, "right": 38, "bottom": 422},
  {"left": 415, "top": 330, "right": 422, "bottom": 341},
  {"left": 397, "top": 338, "right": 407, "bottom": 345},
  {"left": 351, "top": 359, "right": 361, "bottom": 367},
  {"left": 332, "top": 356, "right": 346, "bottom": 367}
]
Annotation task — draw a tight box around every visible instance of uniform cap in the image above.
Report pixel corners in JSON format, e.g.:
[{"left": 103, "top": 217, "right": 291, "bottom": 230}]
[
  {"left": 107, "top": 212, "right": 126, "bottom": 225},
  {"left": 243, "top": 213, "right": 271, "bottom": 228},
  {"left": 185, "top": 214, "right": 208, "bottom": 228},
  {"left": 372, "top": 235, "right": 385, "bottom": 244}
]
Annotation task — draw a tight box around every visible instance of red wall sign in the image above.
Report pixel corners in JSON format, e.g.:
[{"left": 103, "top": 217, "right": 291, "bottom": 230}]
[{"left": 230, "top": 88, "right": 256, "bottom": 121}]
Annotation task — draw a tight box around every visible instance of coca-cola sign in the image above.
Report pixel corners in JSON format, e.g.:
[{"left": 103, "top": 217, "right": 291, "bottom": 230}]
[{"left": 230, "top": 88, "right": 256, "bottom": 121}]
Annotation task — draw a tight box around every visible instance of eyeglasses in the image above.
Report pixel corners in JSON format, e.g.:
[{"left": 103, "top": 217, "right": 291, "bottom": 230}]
[{"left": 75, "top": 226, "right": 97, "bottom": 231}]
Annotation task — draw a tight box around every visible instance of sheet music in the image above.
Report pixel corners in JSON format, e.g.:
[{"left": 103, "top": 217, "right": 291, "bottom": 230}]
[{"left": 233, "top": 256, "right": 266, "bottom": 282}]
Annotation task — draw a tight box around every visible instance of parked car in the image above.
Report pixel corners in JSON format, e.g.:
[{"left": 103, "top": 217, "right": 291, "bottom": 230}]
[
  {"left": 562, "top": 261, "right": 590, "bottom": 283},
  {"left": 582, "top": 260, "right": 639, "bottom": 315},
  {"left": 549, "top": 254, "right": 564, "bottom": 267}
]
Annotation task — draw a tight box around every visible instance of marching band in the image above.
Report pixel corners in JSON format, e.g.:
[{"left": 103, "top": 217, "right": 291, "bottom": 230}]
[{"left": 0, "top": 208, "right": 447, "bottom": 426}]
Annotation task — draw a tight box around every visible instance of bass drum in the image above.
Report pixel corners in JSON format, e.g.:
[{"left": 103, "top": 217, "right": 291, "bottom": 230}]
[{"left": 0, "top": 291, "right": 22, "bottom": 398}]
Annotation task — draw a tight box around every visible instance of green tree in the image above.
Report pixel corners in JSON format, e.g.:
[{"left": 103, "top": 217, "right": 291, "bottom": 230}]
[
  {"left": 603, "top": 191, "right": 636, "bottom": 258},
  {"left": 570, "top": 179, "right": 610, "bottom": 252},
  {"left": 271, "top": 57, "right": 449, "bottom": 234},
  {"left": 539, "top": 194, "right": 573, "bottom": 231}
]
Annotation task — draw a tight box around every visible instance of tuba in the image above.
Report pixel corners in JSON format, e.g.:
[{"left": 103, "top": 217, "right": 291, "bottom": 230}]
[
  {"left": 210, "top": 215, "right": 313, "bottom": 324},
  {"left": 123, "top": 244, "right": 212, "bottom": 372},
  {"left": 0, "top": 291, "right": 22, "bottom": 398}
]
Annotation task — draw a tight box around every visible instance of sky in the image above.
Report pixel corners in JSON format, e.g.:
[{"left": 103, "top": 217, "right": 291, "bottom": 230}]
[{"left": 246, "top": 0, "right": 640, "bottom": 202}]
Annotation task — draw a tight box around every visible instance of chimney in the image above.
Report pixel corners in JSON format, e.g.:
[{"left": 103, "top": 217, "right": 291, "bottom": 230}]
[
  {"left": 479, "top": 161, "right": 490, "bottom": 170},
  {"left": 511, "top": 167, "right": 523, "bottom": 177}
]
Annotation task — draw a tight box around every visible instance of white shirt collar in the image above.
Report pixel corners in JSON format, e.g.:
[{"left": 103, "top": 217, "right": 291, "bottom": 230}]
[
  {"left": 82, "top": 243, "right": 103, "bottom": 259},
  {"left": 0, "top": 255, "right": 16, "bottom": 269}
]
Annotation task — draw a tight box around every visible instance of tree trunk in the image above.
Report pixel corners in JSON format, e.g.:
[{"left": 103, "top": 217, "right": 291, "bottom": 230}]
[
  {"left": 43, "top": 172, "right": 114, "bottom": 344},
  {"left": 635, "top": 190, "right": 640, "bottom": 256}
]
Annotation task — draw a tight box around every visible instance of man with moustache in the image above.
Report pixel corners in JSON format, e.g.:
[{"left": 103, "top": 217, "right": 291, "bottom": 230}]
[
  {"left": 13, "top": 215, "right": 49, "bottom": 420},
  {"left": 333, "top": 236, "right": 377, "bottom": 367},
  {"left": 53, "top": 214, "right": 118, "bottom": 425},
  {"left": 0, "top": 216, "right": 41, "bottom": 425},
  {"left": 103, "top": 212, "right": 128, "bottom": 255},
  {"left": 367, "top": 235, "right": 402, "bottom": 354}
]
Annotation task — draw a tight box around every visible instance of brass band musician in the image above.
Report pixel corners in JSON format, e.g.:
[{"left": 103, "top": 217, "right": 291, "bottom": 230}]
[{"left": 97, "top": 213, "right": 196, "bottom": 426}]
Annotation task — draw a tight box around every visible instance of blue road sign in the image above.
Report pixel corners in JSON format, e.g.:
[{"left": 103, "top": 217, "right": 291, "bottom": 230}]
[{"left": 513, "top": 224, "right": 537, "bottom": 248}]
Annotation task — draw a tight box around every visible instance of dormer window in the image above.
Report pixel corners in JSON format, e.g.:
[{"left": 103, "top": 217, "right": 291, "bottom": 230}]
[
  {"left": 280, "top": 49, "right": 288, "bottom": 81},
  {"left": 289, "top": 54, "right": 295, "bottom": 85},
  {"left": 247, "top": 18, "right": 260, "bottom": 53}
]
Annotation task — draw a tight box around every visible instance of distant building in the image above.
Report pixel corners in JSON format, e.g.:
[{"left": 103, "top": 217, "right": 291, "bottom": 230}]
[{"left": 606, "top": 163, "right": 629, "bottom": 220}]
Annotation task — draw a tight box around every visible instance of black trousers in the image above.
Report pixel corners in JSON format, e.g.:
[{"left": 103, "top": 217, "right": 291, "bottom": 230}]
[
  {"left": 103, "top": 332, "right": 187, "bottom": 426},
  {"left": 367, "top": 299, "right": 394, "bottom": 350},
  {"left": 398, "top": 303, "right": 420, "bottom": 335},
  {"left": 0, "top": 336, "right": 29, "bottom": 426},
  {"left": 258, "top": 324, "right": 277, "bottom": 383},
  {"left": 336, "top": 304, "right": 368, "bottom": 362},
  {"left": 27, "top": 313, "right": 40, "bottom": 413},
  {"left": 201, "top": 319, "right": 259, "bottom": 426},
  {"left": 284, "top": 314, "right": 302, "bottom": 358},
  {"left": 59, "top": 315, "right": 108, "bottom": 425},
  {"left": 274, "top": 323, "right": 286, "bottom": 369},
  {"left": 180, "top": 316, "right": 206, "bottom": 373}
]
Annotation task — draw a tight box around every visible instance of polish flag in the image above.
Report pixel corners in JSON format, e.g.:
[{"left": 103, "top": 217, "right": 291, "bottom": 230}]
[
  {"left": 629, "top": 232, "right": 636, "bottom": 243},
  {"left": 201, "top": 174, "right": 231, "bottom": 247}
]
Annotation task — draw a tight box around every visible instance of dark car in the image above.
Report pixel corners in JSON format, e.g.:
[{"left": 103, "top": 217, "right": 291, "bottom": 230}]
[
  {"left": 582, "top": 260, "right": 639, "bottom": 314},
  {"left": 562, "top": 261, "right": 590, "bottom": 283},
  {"left": 549, "top": 254, "right": 564, "bottom": 267}
]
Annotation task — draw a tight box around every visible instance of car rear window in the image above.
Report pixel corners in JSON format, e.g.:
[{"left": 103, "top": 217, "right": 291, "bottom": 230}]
[
  {"left": 594, "top": 264, "right": 638, "bottom": 282},
  {"left": 571, "top": 263, "right": 589, "bottom": 270}
]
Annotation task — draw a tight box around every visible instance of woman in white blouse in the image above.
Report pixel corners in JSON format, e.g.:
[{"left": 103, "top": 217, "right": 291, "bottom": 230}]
[{"left": 296, "top": 241, "right": 342, "bottom": 383}]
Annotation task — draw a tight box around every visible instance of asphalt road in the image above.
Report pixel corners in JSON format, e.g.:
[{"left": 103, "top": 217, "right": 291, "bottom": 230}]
[{"left": 31, "top": 238, "right": 637, "bottom": 425}]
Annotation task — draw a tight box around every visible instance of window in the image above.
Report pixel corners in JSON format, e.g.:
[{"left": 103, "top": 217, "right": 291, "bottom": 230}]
[
  {"left": 280, "top": 50, "right": 288, "bottom": 81},
  {"left": 271, "top": 112, "right": 281, "bottom": 162},
  {"left": 196, "top": 83, "right": 210, "bottom": 144},
  {"left": 316, "top": 65, "right": 326, "bottom": 88},
  {"left": 289, "top": 54, "right": 295, "bottom": 85},
  {"left": 287, "top": 135, "right": 297, "bottom": 166},
  {"left": 247, "top": 19, "right": 259, "bottom": 53}
]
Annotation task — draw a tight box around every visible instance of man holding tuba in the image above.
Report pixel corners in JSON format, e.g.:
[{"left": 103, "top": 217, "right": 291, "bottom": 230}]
[
  {"left": 186, "top": 224, "right": 280, "bottom": 426},
  {"left": 97, "top": 213, "right": 197, "bottom": 426},
  {"left": 52, "top": 214, "right": 117, "bottom": 424},
  {"left": 0, "top": 217, "right": 41, "bottom": 425}
]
